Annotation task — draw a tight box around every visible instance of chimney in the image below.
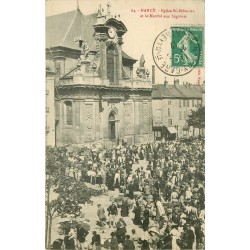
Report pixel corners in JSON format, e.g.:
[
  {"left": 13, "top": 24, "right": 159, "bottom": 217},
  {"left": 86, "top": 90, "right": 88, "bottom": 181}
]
[
  {"left": 174, "top": 79, "right": 179, "bottom": 86},
  {"left": 152, "top": 65, "right": 155, "bottom": 84},
  {"left": 164, "top": 77, "right": 168, "bottom": 88},
  {"left": 202, "top": 80, "right": 205, "bottom": 93}
]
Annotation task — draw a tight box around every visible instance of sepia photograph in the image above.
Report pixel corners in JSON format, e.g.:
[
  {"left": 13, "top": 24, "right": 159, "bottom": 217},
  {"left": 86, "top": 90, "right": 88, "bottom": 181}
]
[{"left": 45, "top": 0, "right": 205, "bottom": 249}]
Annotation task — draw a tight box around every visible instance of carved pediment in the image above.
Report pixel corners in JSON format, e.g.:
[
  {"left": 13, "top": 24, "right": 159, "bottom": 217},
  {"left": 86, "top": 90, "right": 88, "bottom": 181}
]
[{"left": 105, "top": 18, "right": 127, "bottom": 34}]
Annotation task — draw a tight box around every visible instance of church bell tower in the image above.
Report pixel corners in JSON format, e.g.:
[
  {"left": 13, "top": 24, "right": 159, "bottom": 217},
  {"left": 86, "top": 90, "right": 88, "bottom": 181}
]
[{"left": 93, "top": 2, "right": 127, "bottom": 85}]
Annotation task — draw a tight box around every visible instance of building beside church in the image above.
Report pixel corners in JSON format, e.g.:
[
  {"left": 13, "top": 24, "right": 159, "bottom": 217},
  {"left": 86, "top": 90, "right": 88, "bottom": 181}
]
[
  {"left": 46, "top": 68, "right": 56, "bottom": 146},
  {"left": 152, "top": 79, "right": 203, "bottom": 140},
  {"left": 46, "top": 3, "right": 153, "bottom": 146}
]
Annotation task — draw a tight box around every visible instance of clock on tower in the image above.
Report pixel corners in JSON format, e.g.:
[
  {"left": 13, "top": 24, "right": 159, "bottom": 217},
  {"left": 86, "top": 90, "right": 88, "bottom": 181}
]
[{"left": 108, "top": 27, "right": 116, "bottom": 39}]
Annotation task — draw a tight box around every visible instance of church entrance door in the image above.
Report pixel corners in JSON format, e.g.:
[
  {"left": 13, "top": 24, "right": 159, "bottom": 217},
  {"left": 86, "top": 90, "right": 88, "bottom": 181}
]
[{"left": 109, "top": 113, "right": 116, "bottom": 140}]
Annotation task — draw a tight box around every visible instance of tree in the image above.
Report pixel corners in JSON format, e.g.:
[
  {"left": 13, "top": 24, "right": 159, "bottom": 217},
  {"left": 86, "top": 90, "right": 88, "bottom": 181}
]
[
  {"left": 45, "top": 146, "right": 92, "bottom": 249},
  {"left": 186, "top": 105, "right": 205, "bottom": 136}
]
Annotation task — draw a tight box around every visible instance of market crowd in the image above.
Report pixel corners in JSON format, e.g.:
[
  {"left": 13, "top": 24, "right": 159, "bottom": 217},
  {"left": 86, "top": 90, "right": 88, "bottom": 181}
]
[{"left": 50, "top": 137, "right": 205, "bottom": 250}]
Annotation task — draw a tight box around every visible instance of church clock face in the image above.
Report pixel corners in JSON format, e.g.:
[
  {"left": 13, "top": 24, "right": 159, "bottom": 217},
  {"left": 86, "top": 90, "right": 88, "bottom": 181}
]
[{"left": 108, "top": 27, "right": 116, "bottom": 39}]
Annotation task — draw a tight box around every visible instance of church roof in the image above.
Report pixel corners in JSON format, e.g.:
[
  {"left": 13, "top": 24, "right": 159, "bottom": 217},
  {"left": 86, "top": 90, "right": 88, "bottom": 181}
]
[
  {"left": 152, "top": 84, "right": 202, "bottom": 99},
  {"left": 122, "top": 51, "right": 137, "bottom": 62},
  {"left": 46, "top": 9, "right": 96, "bottom": 50},
  {"left": 46, "top": 9, "right": 136, "bottom": 62}
]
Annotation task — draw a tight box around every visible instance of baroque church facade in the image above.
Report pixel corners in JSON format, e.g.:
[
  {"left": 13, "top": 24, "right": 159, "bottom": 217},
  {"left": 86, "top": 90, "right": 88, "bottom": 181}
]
[{"left": 46, "top": 3, "right": 153, "bottom": 146}]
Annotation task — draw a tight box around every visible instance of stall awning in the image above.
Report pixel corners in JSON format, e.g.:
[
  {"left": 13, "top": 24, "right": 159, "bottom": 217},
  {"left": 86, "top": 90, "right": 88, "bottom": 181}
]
[{"left": 167, "top": 126, "right": 177, "bottom": 134}]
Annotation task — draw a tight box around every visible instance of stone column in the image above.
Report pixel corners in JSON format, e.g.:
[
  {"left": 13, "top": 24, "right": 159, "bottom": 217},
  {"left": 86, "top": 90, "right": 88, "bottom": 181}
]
[
  {"left": 100, "top": 109, "right": 104, "bottom": 139},
  {"left": 148, "top": 98, "right": 153, "bottom": 141},
  {"left": 117, "top": 37, "right": 123, "bottom": 82},
  {"left": 99, "top": 34, "right": 108, "bottom": 81},
  {"left": 59, "top": 100, "right": 64, "bottom": 144},
  {"left": 118, "top": 101, "right": 124, "bottom": 139},
  {"left": 79, "top": 101, "right": 85, "bottom": 144},
  {"left": 134, "top": 98, "right": 140, "bottom": 143},
  {"left": 72, "top": 100, "right": 76, "bottom": 143},
  {"left": 95, "top": 99, "right": 100, "bottom": 141},
  {"left": 102, "top": 100, "right": 109, "bottom": 139},
  {"left": 74, "top": 101, "right": 80, "bottom": 143}
]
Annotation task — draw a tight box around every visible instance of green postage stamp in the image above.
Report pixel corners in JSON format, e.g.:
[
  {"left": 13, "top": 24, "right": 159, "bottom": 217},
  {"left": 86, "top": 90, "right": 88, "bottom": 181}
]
[{"left": 171, "top": 26, "right": 204, "bottom": 67}]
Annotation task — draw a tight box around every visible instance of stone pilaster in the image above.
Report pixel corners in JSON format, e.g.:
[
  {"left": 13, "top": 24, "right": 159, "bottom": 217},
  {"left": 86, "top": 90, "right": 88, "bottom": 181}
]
[
  {"left": 53, "top": 56, "right": 66, "bottom": 77},
  {"left": 97, "top": 34, "right": 108, "bottom": 82},
  {"left": 117, "top": 37, "right": 123, "bottom": 81}
]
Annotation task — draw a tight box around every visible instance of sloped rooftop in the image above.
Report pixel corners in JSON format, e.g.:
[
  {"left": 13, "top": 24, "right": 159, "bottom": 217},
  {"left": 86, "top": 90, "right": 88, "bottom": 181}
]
[
  {"left": 152, "top": 84, "right": 202, "bottom": 99},
  {"left": 46, "top": 8, "right": 136, "bottom": 62},
  {"left": 46, "top": 9, "right": 96, "bottom": 50}
]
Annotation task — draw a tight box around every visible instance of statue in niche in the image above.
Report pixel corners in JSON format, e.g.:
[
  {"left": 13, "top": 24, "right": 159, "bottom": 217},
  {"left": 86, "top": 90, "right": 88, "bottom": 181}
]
[{"left": 139, "top": 54, "right": 145, "bottom": 68}]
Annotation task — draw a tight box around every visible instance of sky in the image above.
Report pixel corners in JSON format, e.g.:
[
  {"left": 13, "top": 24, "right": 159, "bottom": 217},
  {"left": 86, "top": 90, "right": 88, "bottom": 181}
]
[{"left": 46, "top": 0, "right": 205, "bottom": 85}]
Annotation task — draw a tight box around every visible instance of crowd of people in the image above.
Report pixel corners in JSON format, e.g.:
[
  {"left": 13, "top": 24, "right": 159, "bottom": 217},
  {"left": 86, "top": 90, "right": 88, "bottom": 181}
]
[{"left": 50, "top": 137, "right": 205, "bottom": 250}]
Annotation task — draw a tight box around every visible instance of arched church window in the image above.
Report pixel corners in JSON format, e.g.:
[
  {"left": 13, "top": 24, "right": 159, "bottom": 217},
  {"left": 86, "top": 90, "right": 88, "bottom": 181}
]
[
  {"left": 65, "top": 101, "right": 73, "bottom": 125},
  {"left": 109, "top": 113, "right": 115, "bottom": 121}
]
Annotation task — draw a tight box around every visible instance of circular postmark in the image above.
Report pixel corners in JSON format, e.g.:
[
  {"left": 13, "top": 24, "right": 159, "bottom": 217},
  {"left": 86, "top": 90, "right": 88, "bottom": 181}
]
[{"left": 152, "top": 27, "right": 201, "bottom": 76}]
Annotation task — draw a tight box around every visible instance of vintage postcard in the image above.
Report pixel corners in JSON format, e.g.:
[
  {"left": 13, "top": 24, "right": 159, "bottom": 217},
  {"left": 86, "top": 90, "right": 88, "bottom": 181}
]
[{"left": 46, "top": 0, "right": 205, "bottom": 249}]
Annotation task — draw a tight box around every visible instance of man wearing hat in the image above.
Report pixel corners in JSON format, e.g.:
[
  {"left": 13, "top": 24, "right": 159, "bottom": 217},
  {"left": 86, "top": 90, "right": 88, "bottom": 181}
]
[
  {"left": 107, "top": 202, "right": 118, "bottom": 228},
  {"left": 90, "top": 231, "right": 101, "bottom": 250},
  {"left": 97, "top": 204, "right": 106, "bottom": 232},
  {"left": 142, "top": 205, "right": 150, "bottom": 231}
]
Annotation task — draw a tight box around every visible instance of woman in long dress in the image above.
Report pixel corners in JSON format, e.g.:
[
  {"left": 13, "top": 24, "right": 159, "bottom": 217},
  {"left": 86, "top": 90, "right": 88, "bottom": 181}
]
[
  {"left": 96, "top": 168, "right": 102, "bottom": 185},
  {"left": 132, "top": 202, "right": 142, "bottom": 226},
  {"left": 121, "top": 199, "right": 129, "bottom": 217}
]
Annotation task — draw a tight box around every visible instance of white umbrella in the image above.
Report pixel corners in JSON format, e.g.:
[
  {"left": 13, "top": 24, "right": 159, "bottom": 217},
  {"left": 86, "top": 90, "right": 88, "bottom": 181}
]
[{"left": 149, "top": 228, "right": 160, "bottom": 235}]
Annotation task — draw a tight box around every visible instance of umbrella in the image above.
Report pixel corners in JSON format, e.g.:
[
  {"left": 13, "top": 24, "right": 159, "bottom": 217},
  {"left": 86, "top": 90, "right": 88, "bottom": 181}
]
[
  {"left": 149, "top": 228, "right": 160, "bottom": 235},
  {"left": 76, "top": 221, "right": 90, "bottom": 231}
]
